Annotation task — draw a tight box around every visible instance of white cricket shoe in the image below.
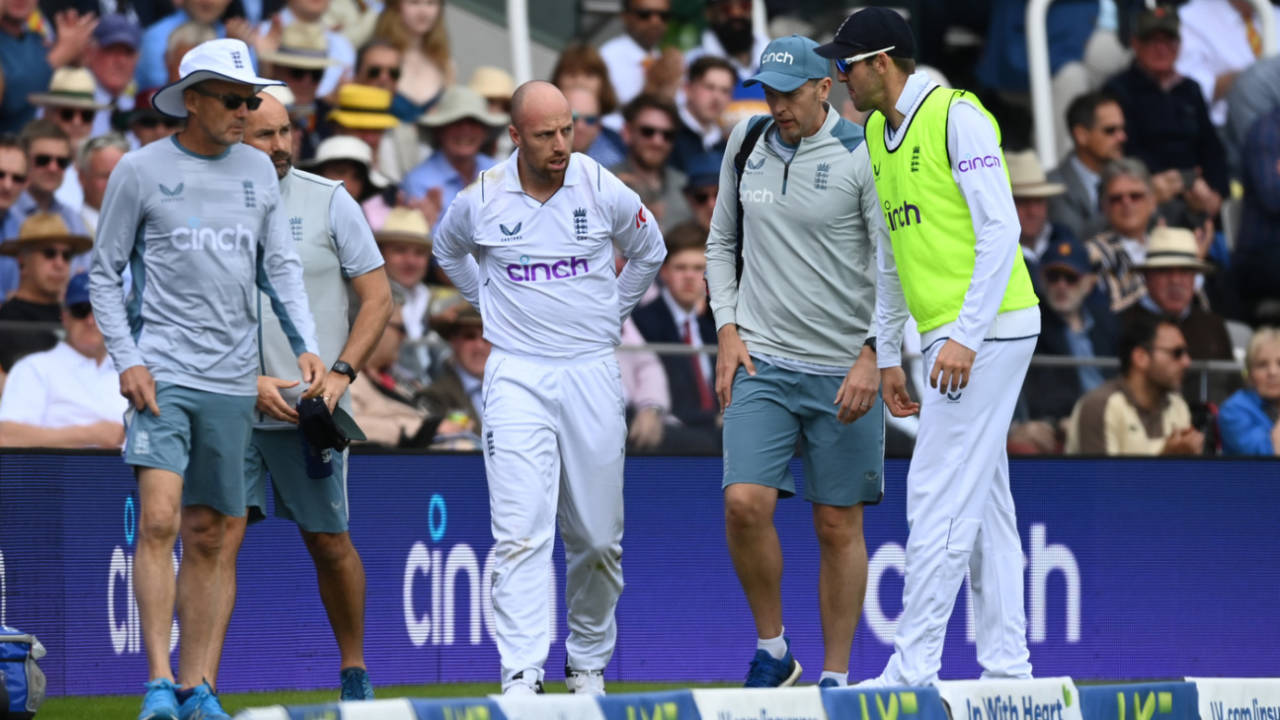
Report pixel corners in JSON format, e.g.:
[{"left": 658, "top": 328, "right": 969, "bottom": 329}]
[
  {"left": 503, "top": 669, "right": 544, "bottom": 695},
  {"left": 565, "top": 668, "right": 606, "bottom": 696}
]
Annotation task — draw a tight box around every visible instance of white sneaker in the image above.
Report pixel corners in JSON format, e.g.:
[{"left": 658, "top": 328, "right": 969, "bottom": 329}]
[
  {"left": 565, "top": 668, "right": 606, "bottom": 696},
  {"left": 503, "top": 669, "right": 544, "bottom": 695}
]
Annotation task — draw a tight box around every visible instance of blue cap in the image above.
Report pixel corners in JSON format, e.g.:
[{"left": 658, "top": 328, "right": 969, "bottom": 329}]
[
  {"left": 1041, "top": 238, "right": 1090, "bottom": 276},
  {"left": 65, "top": 272, "right": 91, "bottom": 307},
  {"left": 744, "top": 35, "right": 830, "bottom": 92},
  {"left": 684, "top": 152, "right": 723, "bottom": 191},
  {"left": 93, "top": 14, "right": 141, "bottom": 50}
]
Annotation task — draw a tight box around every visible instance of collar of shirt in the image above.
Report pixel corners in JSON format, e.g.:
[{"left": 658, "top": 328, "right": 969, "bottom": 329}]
[
  {"left": 661, "top": 286, "right": 700, "bottom": 342},
  {"left": 500, "top": 150, "right": 584, "bottom": 194},
  {"left": 1032, "top": 223, "right": 1052, "bottom": 257},
  {"left": 458, "top": 365, "right": 482, "bottom": 395},
  {"left": 677, "top": 99, "right": 723, "bottom": 149},
  {"left": 1120, "top": 235, "right": 1146, "bottom": 264},
  {"left": 1139, "top": 293, "right": 1191, "bottom": 321},
  {"left": 13, "top": 190, "right": 65, "bottom": 219},
  {"left": 887, "top": 71, "right": 936, "bottom": 145},
  {"left": 1069, "top": 153, "right": 1100, "bottom": 205}
]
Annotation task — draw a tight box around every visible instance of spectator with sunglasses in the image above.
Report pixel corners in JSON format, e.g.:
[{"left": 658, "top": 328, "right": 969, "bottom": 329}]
[
  {"left": 611, "top": 93, "right": 690, "bottom": 230},
  {"left": 30, "top": 67, "right": 111, "bottom": 213},
  {"left": 1066, "top": 313, "right": 1202, "bottom": 455},
  {"left": 373, "top": 0, "right": 453, "bottom": 123},
  {"left": 1, "top": 120, "right": 88, "bottom": 298},
  {"left": 259, "top": 0, "right": 357, "bottom": 101},
  {"left": 1049, "top": 91, "right": 1127, "bottom": 244},
  {"left": 260, "top": 22, "right": 342, "bottom": 111},
  {"left": 0, "top": 272, "right": 128, "bottom": 448},
  {"left": 0, "top": 213, "right": 90, "bottom": 372},
  {"left": 1086, "top": 157, "right": 1161, "bottom": 313},
  {"left": 127, "top": 89, "right": 184, "bottom": 146},
  {"left": 672, "top": 55, "right": 733, "bottom": 176},
  {"left": 355, "top": 39, "right": 401, "bottom": 92},
  {"left": 76, "top": 133, "right": 129, "bottom": 237},
  {"left": 599, "top": 0, "right": 670, "bottom": 115},
  {"left": 566, "top": 85, "right": 623, "bottom": 168},
  {"left": 0, "top": 0, "right": 98, "bottom": 135}
]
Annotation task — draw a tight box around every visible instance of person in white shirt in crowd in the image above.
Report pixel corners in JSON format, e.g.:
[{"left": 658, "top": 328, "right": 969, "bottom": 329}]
[
  {"left": 0, "top": 272, "right": 128, "bottom": 448},
  {"left": 599, "top": 0, "right": 670, "bottom": 116},
  {"left": 1175, "top": 0, "right": 1280, "bottom": 127},
  {"left": 76, "top": 133, "right": 129, "bottom": 237},
  {"left": 259, "top": 0, "right": 356, "bottom": 100},
  {"left": 672, "top": 55, "right": 733, "bottom": 174},
  {"left": 433, "top": 80, "right": 665, "bottom": 696},
  {"left": 86, "top": 15, "right": 142, "bottom": 138},
  {"left": 684, "top": 0, "right": 770, "bottom": 128}
]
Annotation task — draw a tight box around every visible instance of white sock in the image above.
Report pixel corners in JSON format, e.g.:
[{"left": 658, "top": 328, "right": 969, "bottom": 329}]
[
  {"left": 757, "top": 629, "right": 788, "bottom": 660},
  {"left": 820, "top": 671, "right": 848, "bottom": 686}
]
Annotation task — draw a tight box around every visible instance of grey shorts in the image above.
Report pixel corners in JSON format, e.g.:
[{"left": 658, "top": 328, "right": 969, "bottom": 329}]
[
  {"left": 123, "top": 382, "right": 256, "bottom": 517},
  {"left": 721, "top": 360, "right": 885, "bottom": 506},
  {"left": 245, "top": 428, "right": 349, "bottom": 534}
]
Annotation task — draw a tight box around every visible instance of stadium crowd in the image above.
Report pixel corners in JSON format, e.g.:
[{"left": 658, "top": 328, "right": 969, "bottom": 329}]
[{"left": 0, "top": 0, "right": 1278, "bottom": 457}]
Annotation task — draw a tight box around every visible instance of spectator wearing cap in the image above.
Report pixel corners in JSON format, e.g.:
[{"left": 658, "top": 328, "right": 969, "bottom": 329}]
[
  {"left": 421, "top": 302, "right": 489, "bottom": 436},
  {"left": 400, "top": 86, "right": 506, "bottom": 223},
  {"left": 599, "top": 0, "right": 670, "bottom": 114},
  {"left": 1085, "top": 157, "right": 1160, "bottom": 313},
  {"left": 1048, "top": 91, "right": 1127, "bottom": 243},
  {"left": 1066, "top": 313, "right": 1201, "bottom": 456},
  {"left": 126, "top": 89, "right": 183, "bottom": 146},
  {"left": 259, "top": 0, "right": 358, "bottom": 101},
  {"left": 469, "top": 65, "right": 515, "bottom": 158},
  {"left": 1023, "top": 237, "right": 1119, "bottom": 425},
  {"left": 1, "top": 121, "right": 89, "bottom": 297},
  {"left": 0, "top": 0, "right": 96, "bottom": 134},
  {"left": 76, "top": 133, "right": 129, "bottom": 236},
  {"left": 1235, "top": 105, "right": 1280, "bottom": 322},
  {"left": 1218, "top": 327, "right": 1280, "bottom": 456},
  {"left": 86, "top": 14, "right": 141, "bottom": 137},
  {"left": 565, "top": 84, "right": 624, "bottom": 169},
  {"left": 1007, "top": 149, "right": 1075, "bottom": 291},
  {"left": 1103, "top": 6, "right": 1227, "bottom": 227},
  {"left": 672, "top": 55, "right": 733, "bottom": 176},
  {"left": 374, "top": 206, "right": 433, "bottom": 375},
  {"left": 304, "top": 134, "right": 393, "bottom": 228},
  {"left": 0, "top": 213, "right": 91, "bottom": 371},
  {"left": 611, "top": 93, "right": 690, "bottom": 231},
  {"left": 1122, "top": 226, "right": 1236, "bottom": 405},
  {"left": 0, "top": 272, "right": 128, "bottom": 448},
  {"left": 1175, "top": 0, "right": 1280, "bottom": 129},
  {"left": 681, "top": 151, "right": 720, "bottom": 232},
  {"left": 136, "top": 0, "right": 236, "bottom": 92}
]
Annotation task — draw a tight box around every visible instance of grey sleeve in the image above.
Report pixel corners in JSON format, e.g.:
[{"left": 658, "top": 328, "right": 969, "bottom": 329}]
[
  {"left": 329, "top": 185, "right": 385, "bottom": 278},
  {"left": 852, "top": 143, "right": 885, "bottom": 345},
  {"left": 88, "top": 157, "right": 145, "bottom": 372},
  {"left": 705, "top": 118, "right": 749, "bottom": 330},
  {"left": 256, "top": 182, "right": 320, "bottom": 357}
]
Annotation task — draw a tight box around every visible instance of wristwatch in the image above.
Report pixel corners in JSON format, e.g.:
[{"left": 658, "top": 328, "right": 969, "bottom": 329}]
[
  {"left": 331, "top": 361, "right": 357, "bottom": 383},
  {"left": 863, "top": 336, "right": 877, "bottom": 353}
]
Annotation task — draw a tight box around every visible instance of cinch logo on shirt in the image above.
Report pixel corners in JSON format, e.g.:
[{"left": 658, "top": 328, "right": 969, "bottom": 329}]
[
  {"left": 741, "top": 186, "right": 775, "bottom": 204},
  {"left": 882, "top": 199, "right": 922, "bottom": 231},
  {"left": 170, "top": 221, "right": 255, "bottom": 251},
  {"left": 505, "top": 255, "right": 589, "bottom": 282},
  {"left": 957, "top": 154, "right": 1002, "bottom": 173}
]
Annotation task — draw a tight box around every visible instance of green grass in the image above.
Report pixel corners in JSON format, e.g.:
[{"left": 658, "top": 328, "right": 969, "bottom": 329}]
[{"left": 37, "top": 682, "right": 726, "bottom": 719}]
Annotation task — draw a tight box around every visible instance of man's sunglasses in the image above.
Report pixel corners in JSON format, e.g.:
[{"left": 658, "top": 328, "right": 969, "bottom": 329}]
[
  {"left": 629, "top": 8, "right": 671, "bottom": 21},
  {"left": 193, "top": 85, "right": 263, "bottom": 111},
  {"left": 58, "top": 108, "right": 96, "bottom": 124},
  {"left": 1099, "top": 124, "right": 1124, "bottom": 136},
  {"left": 834, "top": 45, "right": 896, "bottom": 74},
  {"left": 688, "top": 189, "right": 715, "bottom": 204},
  {"left": 573, "top": 112, "right": 600, "bottom": 126},
  {"left": 287, "top": 67, "right": 325, "bottom": 83},
  {"left": 1149, "top": 345, "right": 1189, "bottom": 360},
  {"left": 134, "top": 116, "right": 182, "bottom": 130},
  {"left": 1043, "top": 268, "right": 1081, "bottom": 285},
  {"left": 638, "top": 125, "right": 675, "bottom": 142},
  {"left": 1107, "top": 191, "right": 1147, "bottom": 205},
  {"left": 363, "top": 65, "right": 401, "bottom": 81},
  {"left": 0, "top": 171, "right": 27, "bottom": 183},
  {"left": 68, "top": 302, "right": 93, "bottom": 319},
  {"left": 40, "top": 247, "right": 74, "bottom": 262},
  {"left": 33, "top": 154, "right": 71, "bottom": 169}
]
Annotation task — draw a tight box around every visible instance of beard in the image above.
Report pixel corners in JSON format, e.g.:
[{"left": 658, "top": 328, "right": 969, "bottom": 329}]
[{"left": 712, "top": 17, "right": 754, "bottom": 56}]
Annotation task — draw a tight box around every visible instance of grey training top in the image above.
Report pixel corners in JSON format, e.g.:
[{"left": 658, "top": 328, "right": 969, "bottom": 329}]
[{"left": 90, "top": 136, "right": 319, "bottom": 396}]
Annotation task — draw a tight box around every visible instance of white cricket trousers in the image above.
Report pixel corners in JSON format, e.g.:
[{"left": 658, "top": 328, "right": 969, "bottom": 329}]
[
  {"left": 482, "top": 349, "right": 627, "bottom": 686},
  {"left": 876, "top": 333, "right": 1036, "bottom": 686}
]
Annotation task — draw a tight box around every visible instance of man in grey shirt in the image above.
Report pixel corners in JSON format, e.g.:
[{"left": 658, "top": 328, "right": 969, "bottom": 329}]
[
  {"left": 89, "top": 39, "right": 323, "bottom": 720},
  {"left": 706, "top": 35, "right": 887, "bottom": 689},
  {"left": 225, "top": 91, "right": 393, "bottom": 701}
]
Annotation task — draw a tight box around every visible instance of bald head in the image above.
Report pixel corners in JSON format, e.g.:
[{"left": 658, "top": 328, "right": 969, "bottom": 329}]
[
  {"left": 244, "top": 91, "right": 294, "bottom": 179},
  {"left": 510, "top": 80, "right": 570, "bottom": 133}
]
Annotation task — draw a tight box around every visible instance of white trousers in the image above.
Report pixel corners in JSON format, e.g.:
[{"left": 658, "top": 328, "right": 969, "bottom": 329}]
[
  {"left": 875, "top": 335, "right": 1036, "bottom": 686},
  {"left": 482, "top": 349, "right": 627, "bottom": 685}
]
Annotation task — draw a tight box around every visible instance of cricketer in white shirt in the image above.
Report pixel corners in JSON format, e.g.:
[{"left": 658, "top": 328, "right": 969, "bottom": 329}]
[{"left": 433, "top": 83, "right": 665, "bottom": 695}]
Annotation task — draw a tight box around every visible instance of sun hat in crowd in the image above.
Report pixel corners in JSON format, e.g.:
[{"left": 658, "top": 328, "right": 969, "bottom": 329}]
[
  {"left": 301, "top": 135, "right": 390, "bottom": 188},
  {"left": 374, "top": 207, "right": 431, "bottom": 247},
  {"left": 1007, "top": 150, "right": 1066, "bottom": 198},
  {"left": 0, "top": 213, "right": 93, "bottom": 256},
  {"left": 1135, "top": 227, "right": 1214, "bottom": 273},
  {"left": 153, "top": 38, "right": 283, "bottom": 118},
  {"left": 259, "top": 22, "right": 339, "bottom": 70},
  {"left": 29, "top": 68, "right": 110, "bottom": 110},
  {"left": 468, "top": 66, "right": 516, "bottom": 101},
  {"left": 328, "top": 84, "right": 399, "bottom": 130},
  {"left": 416, "top": 86, "right": 509, "bottom": 129}
]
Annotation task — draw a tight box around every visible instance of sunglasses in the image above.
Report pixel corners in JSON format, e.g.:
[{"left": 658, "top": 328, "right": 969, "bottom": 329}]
[
  {"left": 1043, "top": 268, "right": 1080, "bottom": 285},
  {"left": 193, "top": 85, "right": 263, "bottom": 111},
  {"left": 835, "top": 45, "right": 895, "bottom": 74},
  {"left": 287, "top": 67, "right": 325, "bottom": 83},
  {"left": 134, "top": 116, "right": 182, "bottom": 130},
  {"left": 40, "top": 247, "right": 74, "bottom": 262},
  {"left": 689, "top": 189, "right": 715, "bottom": 204},
  {"left": 638, "top": 125, "right": 675, "bottom": 142},
  {"left": 629, "top": 8, "right": 671, "bottom": 21},
  {"left": 58, "top": 108, "right": 96, "bottom": 124},
  {"left": 33, "top": 154, "right": 71, "bottom": 169},
  {"left": 1100, "top": 124, "right": 1124, "bottom": 136},
  {"left": 573, "top": 112, "right": 600, "bottom": 126},
  {"left": 1150, "top": 345, "right": 1189, "bottom": 360},
  {"left": 68, "top": 302, "right": 93, "bottom": 319},
  {"left": 363, "top": 65, "right": 401, "bottom": 81},
  {"left": 1107, "top": 191, "right": 1147, "bottom": 205},
  {"left": 0, "top": 170, "right": 26, "bottom": 183}
]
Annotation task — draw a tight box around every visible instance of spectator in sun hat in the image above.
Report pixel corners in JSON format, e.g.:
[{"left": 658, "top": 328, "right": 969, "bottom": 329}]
[
  {"left": 400, "top": 85, "right": 507, "bottom": 223},
  {"left": 327, "top": 82, "right": 398, "bottom": 153},
  {"left": 0, "top": 212, "right": 92, "bottom": 371},
  {"left": 260, "top": 22, "right": 342, "bottom": 111},
  {"left": 258, "top": 0, "right": 357, "bottom": 99},
  {"left": 375, "top": 205, "right": 432, "bottom": 357},
  {"left": 303, "top": 134, "right": 392, "bottom": 227},
  {"left": 469, "top": 65, "right": 516, "bottom": 158},
  {"left": 421, "top": 300, "right": 489, "bottom": 435},
  {"left": 1006, "top": 149, "right": 1074, "bottom": 292},
  {"left": 86, "top": 14, "right": 142, "bottom": 138},
  {"left": 0, "top": 271, "right": 129, "bottom": 448},
  {"left": 30, "top": 67, "right": 110, "bottom": 151}
]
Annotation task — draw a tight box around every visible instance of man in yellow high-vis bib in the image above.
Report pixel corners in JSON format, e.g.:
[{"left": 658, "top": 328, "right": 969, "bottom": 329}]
[{"left": 816, "top": 9, "right": 1041, "bottom": 686}]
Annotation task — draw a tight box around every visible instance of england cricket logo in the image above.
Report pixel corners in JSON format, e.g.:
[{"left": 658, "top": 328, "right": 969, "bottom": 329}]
[{"left": 573, "top": 207, "right": 588, "bottom": 240}]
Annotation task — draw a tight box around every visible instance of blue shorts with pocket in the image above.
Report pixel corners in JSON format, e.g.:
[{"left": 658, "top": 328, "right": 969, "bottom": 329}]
[{"left": 245, "top": 428, "right": 349, "bottom": 534}]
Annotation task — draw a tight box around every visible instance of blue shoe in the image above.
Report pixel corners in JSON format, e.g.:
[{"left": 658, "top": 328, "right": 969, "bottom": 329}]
[
  {"left": 138, "top": 679, "right": 179, "bottom": 720},
  {"left": 819, "top": 678, "right": 840, "bottom": 688},
  {"left": 340, "top": 666, "right": 375, "bottom": 700},
  {"left": 177, "top": 682, "right": 231, "bottom": 720},
  {"left": 744, "top": 639, "right": 803, "bottom": 688}
]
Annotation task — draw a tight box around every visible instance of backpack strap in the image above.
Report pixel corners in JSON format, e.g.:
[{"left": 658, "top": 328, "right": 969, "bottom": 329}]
[{"left": 733, "top": 115, "right": 771, "bottom": 281}]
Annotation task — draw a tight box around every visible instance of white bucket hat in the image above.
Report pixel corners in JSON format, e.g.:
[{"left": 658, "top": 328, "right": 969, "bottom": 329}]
[
  {"left": 153, "top": 38, "right": 283, "bottom": 119},
  {"left": 300, "top": 135, "right": 390, "bottom": 188}
]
